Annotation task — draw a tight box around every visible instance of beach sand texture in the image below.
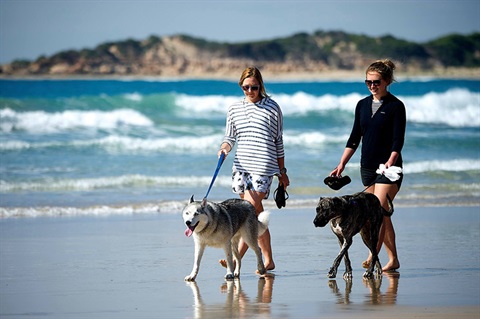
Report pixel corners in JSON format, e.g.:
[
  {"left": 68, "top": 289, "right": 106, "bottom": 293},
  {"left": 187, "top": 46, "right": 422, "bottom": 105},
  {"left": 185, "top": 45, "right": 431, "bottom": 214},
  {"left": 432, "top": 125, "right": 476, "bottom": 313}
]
[{"left": 0, "top": 206, "right": 479, "bottom": 319}]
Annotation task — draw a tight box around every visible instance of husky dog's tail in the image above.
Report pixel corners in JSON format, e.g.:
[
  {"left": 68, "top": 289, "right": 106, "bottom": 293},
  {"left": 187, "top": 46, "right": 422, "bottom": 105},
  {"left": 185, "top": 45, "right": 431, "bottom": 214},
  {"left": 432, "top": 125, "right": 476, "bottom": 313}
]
[{"left": 257, "top": 210, "right": 270, "bottom": 236}]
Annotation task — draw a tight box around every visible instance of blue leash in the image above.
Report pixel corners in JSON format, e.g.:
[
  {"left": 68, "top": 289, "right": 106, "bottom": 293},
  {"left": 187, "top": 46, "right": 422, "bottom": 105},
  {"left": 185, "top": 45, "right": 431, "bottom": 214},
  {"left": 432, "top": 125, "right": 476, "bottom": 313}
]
[{"left": 203, "top": 152, "right": 226, "bottom": 202}]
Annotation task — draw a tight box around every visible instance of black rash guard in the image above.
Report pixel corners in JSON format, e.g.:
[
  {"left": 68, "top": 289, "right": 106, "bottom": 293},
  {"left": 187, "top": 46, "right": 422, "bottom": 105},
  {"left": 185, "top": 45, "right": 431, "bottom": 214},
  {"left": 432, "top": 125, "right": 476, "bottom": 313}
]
[{"left": 346, "top": 92, "right": 406, "bottom": 170}]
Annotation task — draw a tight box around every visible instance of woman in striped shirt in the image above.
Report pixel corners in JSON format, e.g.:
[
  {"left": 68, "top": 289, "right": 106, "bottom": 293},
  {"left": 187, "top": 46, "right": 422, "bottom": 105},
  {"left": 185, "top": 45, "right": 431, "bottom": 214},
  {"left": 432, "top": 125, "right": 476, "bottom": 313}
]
[{"left": 218, "top": 67, "right": 289, "bottom": 272}]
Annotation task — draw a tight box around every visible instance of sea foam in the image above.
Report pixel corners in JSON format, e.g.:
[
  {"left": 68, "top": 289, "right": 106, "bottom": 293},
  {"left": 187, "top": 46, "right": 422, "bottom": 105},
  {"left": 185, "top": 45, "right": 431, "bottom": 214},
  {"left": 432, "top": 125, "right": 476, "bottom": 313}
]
[
  {"left": 0, "top": 108, "right": 153, "bottom": 133},
  {"left": 404, "top": 89, "right": 480, "bottom": 127},
  {"left": 0, "top": 175, "right": 232, "bottom": 192},
  {"left": 174, "top": 88, "right": 479, "bottom": 127},
  {"left": 1, "top": 88, "right": 478, "bottom": 135}
]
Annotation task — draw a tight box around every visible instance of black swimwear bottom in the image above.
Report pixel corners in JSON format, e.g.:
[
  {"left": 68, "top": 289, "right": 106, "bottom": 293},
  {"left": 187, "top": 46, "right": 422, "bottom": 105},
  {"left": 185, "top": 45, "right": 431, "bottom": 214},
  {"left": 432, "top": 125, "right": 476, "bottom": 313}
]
[{"left": 361, "top": 167, "right": 403, "bottom": 190}]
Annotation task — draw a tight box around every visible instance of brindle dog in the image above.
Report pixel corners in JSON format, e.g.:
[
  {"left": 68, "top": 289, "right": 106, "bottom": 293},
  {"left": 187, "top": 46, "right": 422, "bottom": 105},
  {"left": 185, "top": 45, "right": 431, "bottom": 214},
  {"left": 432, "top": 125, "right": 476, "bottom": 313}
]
[{"left": 313, "top": 192, "right": 393, "bottom": 280}]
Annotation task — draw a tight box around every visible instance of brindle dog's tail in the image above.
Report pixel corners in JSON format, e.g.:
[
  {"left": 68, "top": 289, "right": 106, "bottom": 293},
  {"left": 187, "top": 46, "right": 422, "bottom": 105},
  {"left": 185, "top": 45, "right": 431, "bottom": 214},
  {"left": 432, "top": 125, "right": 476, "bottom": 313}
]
[{"left": 382, "top": 194, "right": 394, "bottom": 217}]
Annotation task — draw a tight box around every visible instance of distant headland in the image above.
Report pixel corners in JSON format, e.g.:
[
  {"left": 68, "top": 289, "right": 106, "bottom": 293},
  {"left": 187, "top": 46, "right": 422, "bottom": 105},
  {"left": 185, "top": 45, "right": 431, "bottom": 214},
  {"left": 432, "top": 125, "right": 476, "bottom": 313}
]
[{"left": 1, "top": 30, "right": 479, "bottom": 80}]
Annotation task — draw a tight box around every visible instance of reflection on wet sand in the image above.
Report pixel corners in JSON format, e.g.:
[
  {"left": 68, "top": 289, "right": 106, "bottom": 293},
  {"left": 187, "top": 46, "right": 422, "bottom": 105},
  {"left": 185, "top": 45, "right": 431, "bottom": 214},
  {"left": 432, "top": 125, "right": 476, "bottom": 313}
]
[
  {"left": 328, "top": 278, "right": 353, "bottom": 304},
  {"left": 186, "top": 276, "right": 275, "bottom": 319},
  {"left": 328, "top": 272, "right": 400, "bottom": 306},
  {"left": 364, "top": 271, "right": 400, "bottom": 304},
  {"left": 187, "top": 272, "right": 399, "bottom": 317}
]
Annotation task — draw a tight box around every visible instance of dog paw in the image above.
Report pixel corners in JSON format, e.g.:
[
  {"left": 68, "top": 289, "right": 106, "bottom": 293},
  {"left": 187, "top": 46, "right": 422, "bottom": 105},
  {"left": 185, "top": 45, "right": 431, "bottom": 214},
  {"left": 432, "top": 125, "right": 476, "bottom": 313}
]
[
  {"left": 327, "top": 267, "right": 337, "bottom": 278},
  {"left": 225, "top": 273, "right": 235, "bottom": 281},
  {"left": 343, "top": 272, "right": 353, "bottom": 280},
  {"left": 184, "top": 275, "right": 196, "bottom": 282},
  {"left": 362, "top": 271, "right": 374, "bottom": 279}
]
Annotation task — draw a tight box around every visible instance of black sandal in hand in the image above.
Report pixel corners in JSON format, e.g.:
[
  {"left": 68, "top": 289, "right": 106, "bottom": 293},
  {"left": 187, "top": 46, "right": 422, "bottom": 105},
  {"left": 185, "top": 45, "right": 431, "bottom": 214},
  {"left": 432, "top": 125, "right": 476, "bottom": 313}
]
[
  {"left": 274, "top": 182, "right": 289, "bottom": 209},
  {"left": 324, "top": 175, "right": 351, "bottom": 190}
]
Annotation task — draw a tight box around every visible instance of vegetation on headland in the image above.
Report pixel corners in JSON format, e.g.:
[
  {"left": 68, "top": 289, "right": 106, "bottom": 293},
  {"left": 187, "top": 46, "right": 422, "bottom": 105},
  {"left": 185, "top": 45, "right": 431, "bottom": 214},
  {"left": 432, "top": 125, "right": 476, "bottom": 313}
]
[{"left": 1, "top": 30, "right": 479, "bottom": 79}]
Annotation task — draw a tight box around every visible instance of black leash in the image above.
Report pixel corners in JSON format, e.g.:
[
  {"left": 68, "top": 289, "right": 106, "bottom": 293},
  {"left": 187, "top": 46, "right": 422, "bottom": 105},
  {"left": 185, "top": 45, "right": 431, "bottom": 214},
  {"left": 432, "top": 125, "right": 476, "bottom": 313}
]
[
  {"left": 359, "top": 174, "right": 383, "bottom": 193},
  {"left": 357, "top": 174, "right": 394, "bottom": 216}
]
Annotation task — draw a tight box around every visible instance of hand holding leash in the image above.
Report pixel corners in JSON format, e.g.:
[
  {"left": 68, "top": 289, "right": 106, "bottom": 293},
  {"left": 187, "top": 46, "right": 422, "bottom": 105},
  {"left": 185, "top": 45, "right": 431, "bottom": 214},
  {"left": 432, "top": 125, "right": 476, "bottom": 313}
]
[{"left": 218, "top": 143, "right": 230, "bottom": 158}]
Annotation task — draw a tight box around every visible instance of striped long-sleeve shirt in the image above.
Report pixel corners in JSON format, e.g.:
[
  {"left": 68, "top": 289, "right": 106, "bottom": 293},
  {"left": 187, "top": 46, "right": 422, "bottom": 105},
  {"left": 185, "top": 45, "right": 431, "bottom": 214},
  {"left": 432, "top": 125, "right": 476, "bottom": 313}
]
[{"left": 222, "top": 97, "right": 285, "bottom": 176}]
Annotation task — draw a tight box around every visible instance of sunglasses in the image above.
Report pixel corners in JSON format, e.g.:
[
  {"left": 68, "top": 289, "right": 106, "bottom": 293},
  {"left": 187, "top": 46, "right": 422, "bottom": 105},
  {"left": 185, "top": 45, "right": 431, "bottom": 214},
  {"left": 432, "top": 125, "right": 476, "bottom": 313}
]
[
  {"left": 242, "top": 85, "right": 260, "bottom": 91},
  {"left": 365, "top": 80, "right": 382, "bottom": 86}
]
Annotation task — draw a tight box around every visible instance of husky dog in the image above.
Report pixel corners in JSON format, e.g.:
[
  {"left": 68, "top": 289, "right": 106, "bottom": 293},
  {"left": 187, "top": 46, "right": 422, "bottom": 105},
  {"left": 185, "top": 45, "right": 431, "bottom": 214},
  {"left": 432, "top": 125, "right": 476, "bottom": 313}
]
[
  {"left": 183, "top": 196, "right": 269, "bottom": 281},
  {"left": 313, "top": 192, "right": 393, "bottom": 279}
]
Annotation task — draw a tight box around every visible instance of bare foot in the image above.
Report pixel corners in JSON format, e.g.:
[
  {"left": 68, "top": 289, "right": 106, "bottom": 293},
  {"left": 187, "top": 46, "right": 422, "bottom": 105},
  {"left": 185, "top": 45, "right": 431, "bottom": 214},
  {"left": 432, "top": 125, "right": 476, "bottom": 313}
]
[
  {"left": 382, "top": 259, "right": 400, "bottom": 272},
  {"left": 255, "top": 261, "right": 275, "bottom": 275},
  {"left": 221, "top": 259, "right": 275, "bottom": 272},
  {"left": 363, "top": 252, "right": 373, "bottom": 268},
  {"left": 265, "top": 261, "right": 275, "bottom": 271},
  {"left": 219, "top": 259, "right": 235, "bottom": 268}
]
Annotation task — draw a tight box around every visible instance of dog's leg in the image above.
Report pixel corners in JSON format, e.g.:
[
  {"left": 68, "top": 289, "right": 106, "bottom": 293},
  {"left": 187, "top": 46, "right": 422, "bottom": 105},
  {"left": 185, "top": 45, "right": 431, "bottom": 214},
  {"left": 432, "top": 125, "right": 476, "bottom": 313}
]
[
  {"left": 371, "top": 217, "right": 383, "bottom": 278},
  {"left": 372, "top": 219, "right": 383, "bottom": 277},
  {"left": 342, "top": 250, "right": 353, "bottom": 280},
  {"left": 369, "top": 246, "right": 383, "bottom": 278},
  {"left": 250, "top": 242, "right": 266, "bottom": 276},
  {"left": 362, "top": 217, "right": 383, "bottom": 279},
  {"left": 360, "top": 227, "right": 373, "bottom": 277},
  {"left": 223, "top": 240, "right": 236, "bottom": 280},
  {"left": 185, "top": 242, "right": 206, "bottom": 281},
  {"left": 367, "top": 248, "right": 382, "bottom": 278},
  {"left": 328, "top": 236, "right": 352, "bottom": 279},
  {"left": 241, "top": 226, "right": 266, "bottom": 276},
  {"left": 363, "top": 256, "right": 379, "bottom": 279},
  {"left": 231, "top": 237, "right": 242, "bottom": 278}
]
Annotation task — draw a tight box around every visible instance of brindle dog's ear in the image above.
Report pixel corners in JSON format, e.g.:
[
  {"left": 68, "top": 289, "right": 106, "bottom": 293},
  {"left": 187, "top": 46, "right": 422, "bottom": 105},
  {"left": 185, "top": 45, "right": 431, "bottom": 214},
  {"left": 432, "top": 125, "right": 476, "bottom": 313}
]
[{"left": 189, "top": 195, "right": 194, "bottom": 203}]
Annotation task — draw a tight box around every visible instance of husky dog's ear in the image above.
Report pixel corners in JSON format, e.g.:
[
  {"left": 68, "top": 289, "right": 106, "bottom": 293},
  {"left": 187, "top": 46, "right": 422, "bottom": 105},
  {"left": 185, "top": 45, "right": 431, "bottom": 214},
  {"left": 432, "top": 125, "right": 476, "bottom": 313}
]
[
  {"left": 189, "top": 195, "right": 194, "bottom": 203},
  {"left": 201, "top": 198, "right": 207, "bottom": 208}
]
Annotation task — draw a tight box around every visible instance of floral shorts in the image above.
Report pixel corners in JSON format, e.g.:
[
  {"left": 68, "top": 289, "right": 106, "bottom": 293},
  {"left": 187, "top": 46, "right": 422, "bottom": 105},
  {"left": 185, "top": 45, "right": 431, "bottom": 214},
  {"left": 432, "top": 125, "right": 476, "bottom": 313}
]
[{"left": 231, "top": 171, "right": 274, "bottom": 199}]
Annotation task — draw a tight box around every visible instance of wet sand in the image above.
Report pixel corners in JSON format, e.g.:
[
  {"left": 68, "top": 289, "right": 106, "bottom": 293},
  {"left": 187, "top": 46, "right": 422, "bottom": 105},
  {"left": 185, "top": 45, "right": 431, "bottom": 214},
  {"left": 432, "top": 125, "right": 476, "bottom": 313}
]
[{"left": 0, "top": 206, "right": 478, "bottom": 318}]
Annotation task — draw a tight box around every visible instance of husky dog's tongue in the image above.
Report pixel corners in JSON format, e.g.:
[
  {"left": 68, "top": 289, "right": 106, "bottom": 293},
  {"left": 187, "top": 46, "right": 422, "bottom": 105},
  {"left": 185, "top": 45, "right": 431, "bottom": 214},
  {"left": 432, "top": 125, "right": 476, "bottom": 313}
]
[{"left": 185, "top": 227, "right": 193, "bottom": 237}]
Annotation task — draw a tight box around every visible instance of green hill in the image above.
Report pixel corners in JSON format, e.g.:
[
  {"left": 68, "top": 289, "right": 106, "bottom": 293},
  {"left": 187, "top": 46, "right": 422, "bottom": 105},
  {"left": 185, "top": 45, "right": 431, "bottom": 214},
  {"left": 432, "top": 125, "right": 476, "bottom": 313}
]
[{"left": 2, "top": 30, "right": 479, "bottom": 77}]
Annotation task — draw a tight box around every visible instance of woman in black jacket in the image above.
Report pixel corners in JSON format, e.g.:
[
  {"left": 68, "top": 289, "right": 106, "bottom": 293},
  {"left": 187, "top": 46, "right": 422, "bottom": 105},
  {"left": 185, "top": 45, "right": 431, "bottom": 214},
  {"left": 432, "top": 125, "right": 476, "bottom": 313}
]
[{"left": 330, "top": 59, "right": 406, "bottom": 272}]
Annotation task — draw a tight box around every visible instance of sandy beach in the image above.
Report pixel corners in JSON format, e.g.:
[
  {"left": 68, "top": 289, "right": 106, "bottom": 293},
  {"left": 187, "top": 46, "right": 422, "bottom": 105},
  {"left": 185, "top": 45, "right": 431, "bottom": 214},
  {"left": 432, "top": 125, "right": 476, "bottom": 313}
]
[{"left": 0, "top": 205, "right": 478, "bottom": 319}]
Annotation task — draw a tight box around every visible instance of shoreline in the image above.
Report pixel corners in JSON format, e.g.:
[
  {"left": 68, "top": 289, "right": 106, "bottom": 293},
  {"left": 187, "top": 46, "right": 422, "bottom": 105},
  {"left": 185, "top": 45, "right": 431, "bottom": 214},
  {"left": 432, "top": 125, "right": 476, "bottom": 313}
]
[{"left": 1, "top": 199, "right": 480, "bottom": 219}]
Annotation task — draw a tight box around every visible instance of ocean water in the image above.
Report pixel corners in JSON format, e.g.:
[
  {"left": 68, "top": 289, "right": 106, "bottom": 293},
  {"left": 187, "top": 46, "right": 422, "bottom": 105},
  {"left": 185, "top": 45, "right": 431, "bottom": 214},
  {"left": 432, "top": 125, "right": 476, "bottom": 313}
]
[{"left": 0, "top": 78, "right": 479, "bottom": 217}]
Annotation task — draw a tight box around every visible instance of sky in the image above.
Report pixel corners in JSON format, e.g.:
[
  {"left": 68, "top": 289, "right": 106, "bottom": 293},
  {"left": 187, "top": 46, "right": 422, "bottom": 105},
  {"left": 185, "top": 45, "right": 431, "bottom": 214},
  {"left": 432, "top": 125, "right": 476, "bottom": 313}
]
[{"left": 0, "top": 0, "right": 479, "bottom": 64}]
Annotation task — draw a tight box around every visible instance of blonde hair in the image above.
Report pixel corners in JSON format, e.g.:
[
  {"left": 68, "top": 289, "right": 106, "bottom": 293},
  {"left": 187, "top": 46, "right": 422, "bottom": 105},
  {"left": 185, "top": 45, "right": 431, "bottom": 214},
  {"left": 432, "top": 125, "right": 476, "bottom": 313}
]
[
  {"left": 366, "top": 59, "right": 396, "bottom": 85},
  {"left": 238, "top": 66, "right": 268, "bottom": 98}
]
